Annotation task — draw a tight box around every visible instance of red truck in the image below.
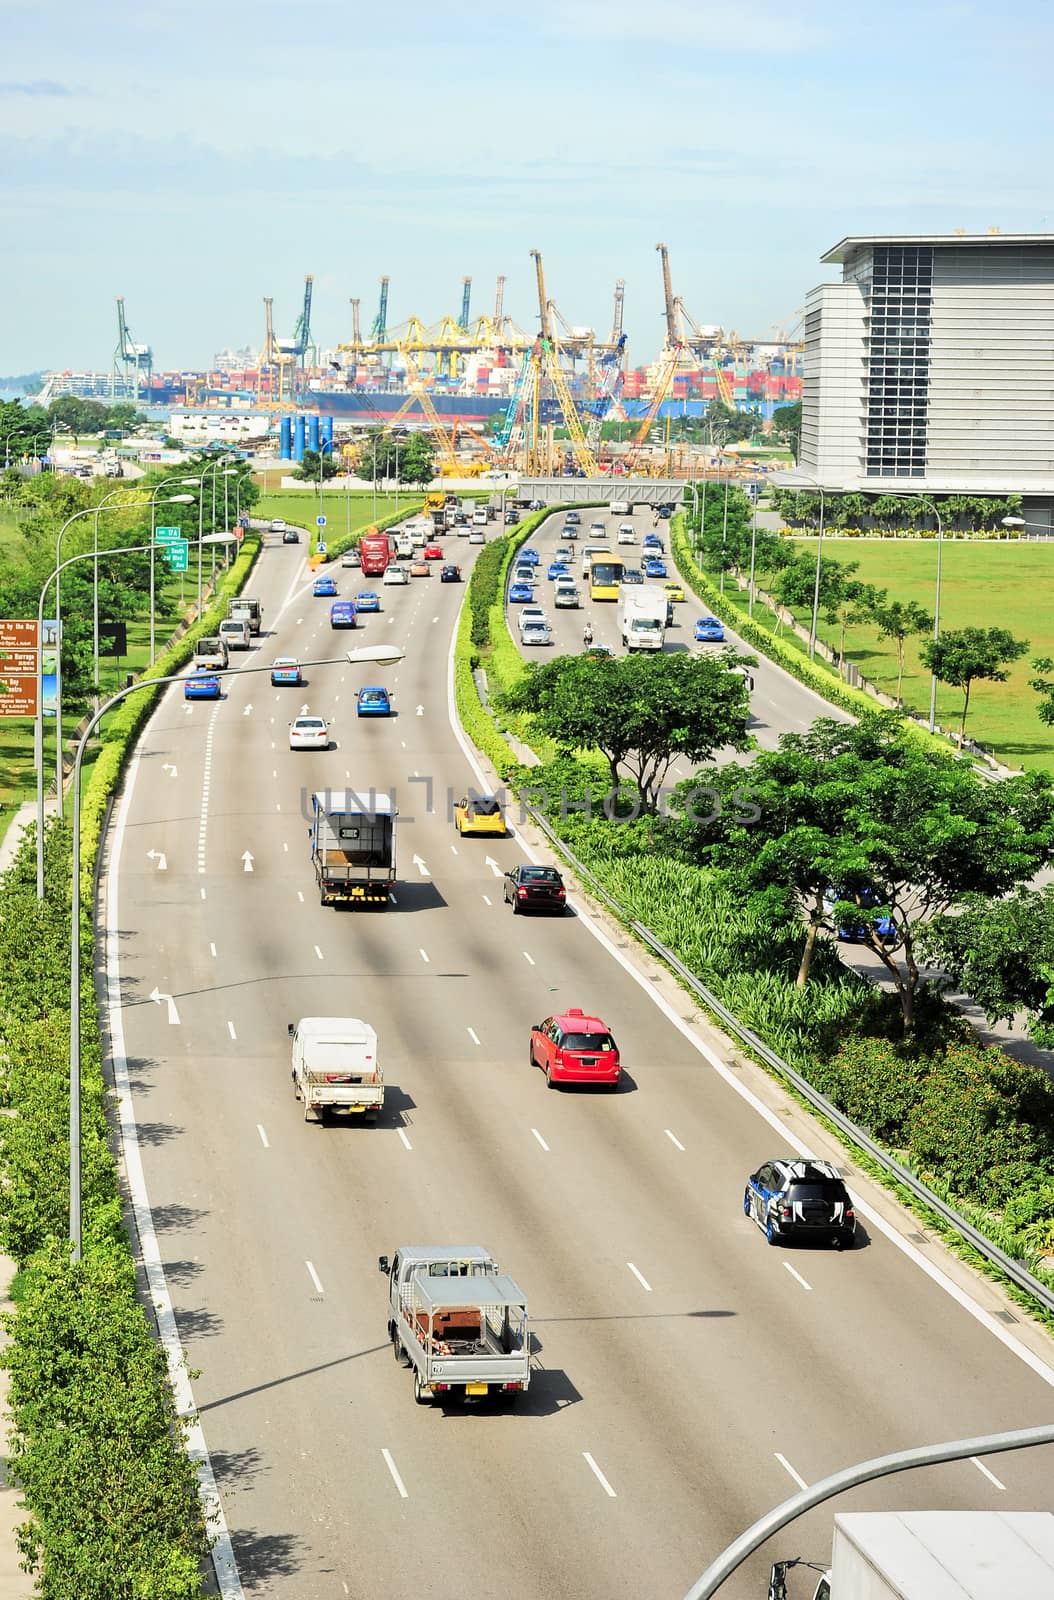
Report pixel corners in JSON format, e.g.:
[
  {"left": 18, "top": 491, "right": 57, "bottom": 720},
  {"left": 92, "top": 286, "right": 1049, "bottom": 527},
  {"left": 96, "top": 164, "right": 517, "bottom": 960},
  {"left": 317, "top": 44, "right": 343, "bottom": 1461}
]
[{"left": 359, "top": 529, "right": 394, "bottom": 577}]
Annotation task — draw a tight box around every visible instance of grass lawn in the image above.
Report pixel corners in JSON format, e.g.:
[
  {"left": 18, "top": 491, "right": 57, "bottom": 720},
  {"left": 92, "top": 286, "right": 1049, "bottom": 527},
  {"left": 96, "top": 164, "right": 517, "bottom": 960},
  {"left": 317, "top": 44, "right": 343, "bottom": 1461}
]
[
  {"left": 741, "top": 538, "right": 1054, "bottom": 770},
  {"left": 252, "top": 487, "right": 422, "bottom": 545}
]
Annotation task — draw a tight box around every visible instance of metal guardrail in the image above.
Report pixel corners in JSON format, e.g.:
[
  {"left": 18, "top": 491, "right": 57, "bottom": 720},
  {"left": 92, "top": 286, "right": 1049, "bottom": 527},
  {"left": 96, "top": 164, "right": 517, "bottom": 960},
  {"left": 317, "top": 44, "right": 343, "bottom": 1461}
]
[{"left": 525, "top": 804, "right": 1054, "bottom": 1320}]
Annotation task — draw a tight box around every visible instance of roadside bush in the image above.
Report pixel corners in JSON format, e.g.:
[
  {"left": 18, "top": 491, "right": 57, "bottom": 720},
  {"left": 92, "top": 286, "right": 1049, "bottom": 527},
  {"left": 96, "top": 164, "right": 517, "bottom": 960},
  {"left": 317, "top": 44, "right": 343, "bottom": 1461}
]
[
  {"left": 905, "top": 1040, "right": 1054, "bottom": 1203},
  {"left": 468, "top": 538, "right": 508, "bottom": 647},
  {"left": 810, "top": 1035, "right": 923, "bottom": 1142}
]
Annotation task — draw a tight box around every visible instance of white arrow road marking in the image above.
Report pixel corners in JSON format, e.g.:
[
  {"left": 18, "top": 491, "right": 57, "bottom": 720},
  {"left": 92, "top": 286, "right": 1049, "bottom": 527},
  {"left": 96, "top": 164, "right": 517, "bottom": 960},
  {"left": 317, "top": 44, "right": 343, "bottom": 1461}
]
[
  {"left": 242, "top": 851, "right": 254, "bottom": 873},
  {"left": 148, "top": 986, "right": 180, "bottom": 1025},
  {"left": 412, "top": 854, "right": 430, "bottom": 877},
  {"left": 415, "top": 705, "right": 424, "bottom": 716},
  {"left": 300, "top": 703, "right": 310, "bottom": 714},
  {"left": 484, "top": 856, "right": 503, "bottom": 878},
  {"left": 242, "top": 703, "right": 253, "bottom": 716},
  {"left": 146, "top": 849, "right": 168, "bottom": 871},
  {"left": 162, "top": 763, "right": 178, "bottom": 777}
]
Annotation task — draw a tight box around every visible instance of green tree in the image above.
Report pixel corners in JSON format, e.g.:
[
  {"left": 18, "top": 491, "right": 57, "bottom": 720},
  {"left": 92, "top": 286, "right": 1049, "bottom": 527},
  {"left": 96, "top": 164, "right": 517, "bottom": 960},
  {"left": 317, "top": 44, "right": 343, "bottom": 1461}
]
[
  {"left": 773, "top": 550, "right": 854, "bottom": 620},
  {"left": 917, "top": 888, "right": 1054, "bottom": 1050},
  {"left": 703, "top": 399, "right": 755, "bottom": 447},
  {"left": 498, "top": 652, "right": 751, "bottom": 811},
  {"left": 672, "top": 714, "right": 1054, "bottom": 1029},
  {"left": 771, "top": 399, "right": 802, "bottom": 458},
  {"left": 294, "top": 447, "right": 339, "bottom": 482},
  {"left": 874, "top": 598, "right": 933, "bottom": 703},
  {"left": 823, "top": 580, "right": 885, "bottom": 674},
  {"left": 922, "top": 626, "right": 1030, "bottom": 744},
  {"left": 1030, "top": 656, "right": 1054, "bottom": 726},
  {"left": 400, "top": 431, "right": 435, "bottom": 486},
  {"left": 47, "top": 396, "right": 110, "bottom": 434}
]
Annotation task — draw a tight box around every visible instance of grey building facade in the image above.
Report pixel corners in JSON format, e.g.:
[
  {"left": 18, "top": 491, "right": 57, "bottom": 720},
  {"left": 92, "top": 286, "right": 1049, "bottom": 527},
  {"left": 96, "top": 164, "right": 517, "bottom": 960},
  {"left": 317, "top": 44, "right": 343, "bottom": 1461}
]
[{"left": 795, "top": 234, "right": 1054, "bottom": 514}]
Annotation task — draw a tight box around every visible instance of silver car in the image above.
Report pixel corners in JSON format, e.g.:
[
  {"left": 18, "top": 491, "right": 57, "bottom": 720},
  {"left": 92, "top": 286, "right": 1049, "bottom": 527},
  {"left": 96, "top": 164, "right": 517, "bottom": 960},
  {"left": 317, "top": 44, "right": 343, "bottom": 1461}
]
[
  {"left": 521, "top": 621, "right": 553, "bottom": 647},
  {"left": 553, "top": 581, "right": 580, "bottom": 609}
]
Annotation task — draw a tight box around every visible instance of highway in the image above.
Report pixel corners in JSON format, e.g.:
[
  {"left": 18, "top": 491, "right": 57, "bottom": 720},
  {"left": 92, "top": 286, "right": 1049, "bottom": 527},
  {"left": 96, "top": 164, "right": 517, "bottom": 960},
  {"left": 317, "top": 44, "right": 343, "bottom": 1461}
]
[{"left": 102, "top": 517, "right": 1054, "bottom": 1600}]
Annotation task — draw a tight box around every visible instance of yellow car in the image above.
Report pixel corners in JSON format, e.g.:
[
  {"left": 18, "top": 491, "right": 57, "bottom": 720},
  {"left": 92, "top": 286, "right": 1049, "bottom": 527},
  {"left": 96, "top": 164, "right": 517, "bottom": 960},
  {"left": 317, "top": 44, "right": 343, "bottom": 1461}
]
[
  {"left": 663, "top": 581, "right": 685, "bottom": 603},
  {"left": 454, "top": 793, "right": 507, "bottom": 836}
]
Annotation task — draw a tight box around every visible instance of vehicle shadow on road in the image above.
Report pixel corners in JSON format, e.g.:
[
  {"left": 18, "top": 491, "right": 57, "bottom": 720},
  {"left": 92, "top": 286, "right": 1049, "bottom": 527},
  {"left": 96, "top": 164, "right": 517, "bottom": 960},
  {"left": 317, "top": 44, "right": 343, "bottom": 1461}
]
[{"left": 387, "top": 882, "right": 448, "bottom": 912}]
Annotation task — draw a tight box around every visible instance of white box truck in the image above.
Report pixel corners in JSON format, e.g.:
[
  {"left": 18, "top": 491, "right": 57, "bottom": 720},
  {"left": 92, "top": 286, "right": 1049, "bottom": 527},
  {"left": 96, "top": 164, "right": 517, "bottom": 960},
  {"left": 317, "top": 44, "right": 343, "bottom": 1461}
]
[
  {"left": 776, "top": 1510, "right": 1054, "bottom": 1600},
  {"left": 310, "top": 790, "right": 396, "bottom": 907},
  {"left": 287, "top": 1016, "right": 383, "bottom": 1123},
  {"left": 618, "top": 586, "right": 667, "bottom": 651}
]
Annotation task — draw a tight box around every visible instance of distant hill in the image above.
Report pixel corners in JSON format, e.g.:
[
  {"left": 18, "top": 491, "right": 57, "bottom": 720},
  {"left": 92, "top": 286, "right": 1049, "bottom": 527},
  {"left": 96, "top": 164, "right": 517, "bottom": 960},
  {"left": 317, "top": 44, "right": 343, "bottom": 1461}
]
[{"left": 0, "top": 372, "right": 45, "bottom": 395}]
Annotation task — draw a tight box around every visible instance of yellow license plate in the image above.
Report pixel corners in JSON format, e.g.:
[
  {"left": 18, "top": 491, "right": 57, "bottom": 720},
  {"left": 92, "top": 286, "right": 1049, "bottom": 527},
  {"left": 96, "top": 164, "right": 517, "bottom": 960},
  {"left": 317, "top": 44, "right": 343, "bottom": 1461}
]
[{"left": 466, "top": 1383, "right": 489, "bottom": 1396}]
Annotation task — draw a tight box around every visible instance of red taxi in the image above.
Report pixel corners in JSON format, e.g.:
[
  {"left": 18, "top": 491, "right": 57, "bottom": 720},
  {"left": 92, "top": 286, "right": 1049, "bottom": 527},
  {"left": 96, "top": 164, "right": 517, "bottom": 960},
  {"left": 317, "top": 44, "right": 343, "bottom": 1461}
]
[{"left": 528, "top": 1008, "right": 621, "bottom": 1090}]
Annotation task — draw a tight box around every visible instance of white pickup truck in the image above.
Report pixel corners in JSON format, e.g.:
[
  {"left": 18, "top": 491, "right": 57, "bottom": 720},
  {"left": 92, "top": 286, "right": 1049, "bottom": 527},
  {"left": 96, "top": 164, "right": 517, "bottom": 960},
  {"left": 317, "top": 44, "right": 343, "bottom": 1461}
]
[
  {"left": 380, "top": 1245, "right": 531, "bottom": 1407},
  {"left": 287, "top": 1016, "right": 384, "bottom": 1123}
]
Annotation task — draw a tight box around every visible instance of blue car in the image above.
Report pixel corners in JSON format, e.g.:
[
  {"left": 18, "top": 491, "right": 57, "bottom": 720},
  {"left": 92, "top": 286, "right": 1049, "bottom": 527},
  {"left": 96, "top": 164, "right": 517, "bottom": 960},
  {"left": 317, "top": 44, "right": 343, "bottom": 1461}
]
[
  {"left": 547, "top": 561, "right": 570, "bottom": 581},
  {"left": 509, "top": 581, "right": 534, "bottom": 603},
  {"left": 329, "top": 601, "right": 356, "bottom": 629},
  {"left": 270, "top": 656, "right": 302, "bottom": 686},
  {"left": 184, "top": 670, "right": 220, "bottom": 701},
  {"left": 824, "top": 885, "right": 896, "bottom": 945},
  {"left": 644, "top": 558, "right": 667, "bottom": 578},
  {"left": 355, "top": 590, "right": 381, "bottom": 612},
  {"left": 313, "top": 574, "right": 338, "bottom": 597},
  {"left": 695, "top": 616, "right": 725, "bottom": 643},
  {"left": 356, "top": 686, "right": 391, "bottom": 717},
  {"left": 518, "top": 547, "right": 540, "bottom": 567},
  {"left": 643, "top": 533, "right": 664, "bottom": 551}
]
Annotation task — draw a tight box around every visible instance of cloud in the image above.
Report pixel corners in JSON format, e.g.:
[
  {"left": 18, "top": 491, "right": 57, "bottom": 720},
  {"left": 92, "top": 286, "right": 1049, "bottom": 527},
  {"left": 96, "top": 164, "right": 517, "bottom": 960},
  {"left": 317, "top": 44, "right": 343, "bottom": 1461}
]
[{"left": 0, "top": 80, "right": 76, "bottom": 97}]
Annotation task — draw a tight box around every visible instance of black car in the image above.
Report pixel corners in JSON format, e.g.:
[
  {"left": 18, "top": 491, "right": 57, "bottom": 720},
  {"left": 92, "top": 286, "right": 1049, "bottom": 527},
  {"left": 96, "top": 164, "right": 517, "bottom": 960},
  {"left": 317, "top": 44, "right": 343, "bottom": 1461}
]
[
  {"left": 282, "top": 528, "right": 300, "bottom": 544},
  {"left": 744, "top": 1159, "right": 856, "bottom": 1248},
  {"left": 657, "top": 503, "right": 674, "bottom": 519},
  {"left": 440, "top": 563, "right": 461, "bottom": 582},
  {"left": 504, "top": 509, "right": 521, "bottom": 525},
  {"left": 454, "top": 511, "right": 468, "bottom": 526},
  {"left": 503, "top": 863, "right": 567, "bottom": 914}
]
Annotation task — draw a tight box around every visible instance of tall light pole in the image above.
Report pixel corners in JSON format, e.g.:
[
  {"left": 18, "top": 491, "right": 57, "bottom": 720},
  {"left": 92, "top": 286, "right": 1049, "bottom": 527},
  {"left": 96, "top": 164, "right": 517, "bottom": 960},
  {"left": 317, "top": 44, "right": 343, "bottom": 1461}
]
[
  {"left": 36, "top": 536, "right": 177, "bottom": 900},
  {"left": 747, "top": 478, "right": 759, "bottom": 618},
  {"left": 67, "top": 641, "right": 406, "bottom": 1258},
  {"left": 148, "top": 475, "right": 200, "bottom": 663},
  {"left": 719, "top": 479, "right": 730, "bottom": 595},
  {"left": 801, "top": 480, "right": 826, "bottom": 661},
  {"left": 925, "top": 499, "right": 944, "bottom": 733}
]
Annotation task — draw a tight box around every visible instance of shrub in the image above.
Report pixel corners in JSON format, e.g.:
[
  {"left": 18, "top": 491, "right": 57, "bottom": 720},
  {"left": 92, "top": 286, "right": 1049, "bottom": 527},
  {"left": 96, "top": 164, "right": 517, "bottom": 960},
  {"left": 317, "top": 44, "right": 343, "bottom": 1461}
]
[{"left": 810, "top": 1035, "right": 923, "bottom": 1142}]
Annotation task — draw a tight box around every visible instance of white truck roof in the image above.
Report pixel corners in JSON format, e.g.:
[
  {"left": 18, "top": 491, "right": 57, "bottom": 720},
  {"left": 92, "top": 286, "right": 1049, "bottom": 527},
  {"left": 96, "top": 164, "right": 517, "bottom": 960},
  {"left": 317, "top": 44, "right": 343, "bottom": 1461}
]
[
  {"left": 410, "top": 1273, "right": 527, "bottom": 1311},
  {"left": 833, "top": 1512, "right": 1054, "bottom": 1600},
  {"left": 294, "top": 1017, "right": 378, "bottom": 1071},
  {"left": 312, "top": 790, "right": 395, "bottom": 816}
]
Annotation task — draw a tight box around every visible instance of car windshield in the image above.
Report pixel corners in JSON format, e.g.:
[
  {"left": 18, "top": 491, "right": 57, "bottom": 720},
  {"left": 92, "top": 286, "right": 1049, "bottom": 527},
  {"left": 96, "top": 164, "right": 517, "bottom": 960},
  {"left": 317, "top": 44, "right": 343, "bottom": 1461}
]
[
  {"left": 787, "top": 1182, "right": 846, "bottom": 1202},
  {"left": 563, "top": 1033, "right": 614, "bottom": 1052},
  {"left": 523, "top": 868, "right": 561, "bottom": 882},
  {"left": 298, "top": 719, "right": 325, "bottom": 730},
  {"left": 360, "top": 692, "right": 385, "bottom": 704},
  {"left": 471, "top": 798, "right": 501, "bottom": 815}
]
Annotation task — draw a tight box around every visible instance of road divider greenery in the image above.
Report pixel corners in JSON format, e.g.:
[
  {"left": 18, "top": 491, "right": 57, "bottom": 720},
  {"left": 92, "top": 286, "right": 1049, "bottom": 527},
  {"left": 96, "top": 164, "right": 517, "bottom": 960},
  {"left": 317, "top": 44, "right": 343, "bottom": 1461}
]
[
  {"left": 0, "top": 535, "right": 262, "bottom": 1596},
  {"left": 451, "top": 517, "right": 1054, "bottom": 1321}
]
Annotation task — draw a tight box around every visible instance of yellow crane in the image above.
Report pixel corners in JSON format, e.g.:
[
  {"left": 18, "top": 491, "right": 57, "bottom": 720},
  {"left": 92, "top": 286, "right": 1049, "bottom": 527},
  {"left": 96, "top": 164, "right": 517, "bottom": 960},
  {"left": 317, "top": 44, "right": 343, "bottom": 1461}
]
[
  {"left": 396, "top": 344, "right": 460, "bottom": 474},
  {"left": 529, "top": 249, "right": 598, "bottom": 478}
]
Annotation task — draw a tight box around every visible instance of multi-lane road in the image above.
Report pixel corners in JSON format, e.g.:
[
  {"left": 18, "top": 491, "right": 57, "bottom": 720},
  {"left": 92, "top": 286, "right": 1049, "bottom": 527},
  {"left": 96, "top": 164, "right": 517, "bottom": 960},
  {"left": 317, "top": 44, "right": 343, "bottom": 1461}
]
[{"left": 102, "top": 514, "right": 1054, "bottom": 1600}]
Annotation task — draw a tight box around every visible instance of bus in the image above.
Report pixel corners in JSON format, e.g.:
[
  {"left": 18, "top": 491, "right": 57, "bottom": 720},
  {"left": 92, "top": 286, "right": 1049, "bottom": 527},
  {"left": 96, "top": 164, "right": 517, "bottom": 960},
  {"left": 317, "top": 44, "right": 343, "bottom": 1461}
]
[{"left": 589, "top": 555, "right": 624, "bottom": 601}]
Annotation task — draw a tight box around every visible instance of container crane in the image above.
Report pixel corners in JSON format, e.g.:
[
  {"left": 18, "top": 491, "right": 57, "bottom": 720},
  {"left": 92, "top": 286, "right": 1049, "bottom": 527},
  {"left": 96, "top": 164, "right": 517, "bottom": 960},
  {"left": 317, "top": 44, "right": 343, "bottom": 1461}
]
[
  {"left": 656, "top": 243, "right": 681, "bottom": 350},
  {"left": 584, "top": 333, "right": 627, "bottom": 454},
  {"left": 396, "top": 344, "right": 459, "bottom": 472},
  {"left": 350, "top": 298, "right": 362, "bottom": 347},
  {"left": 529, "top": 249, "right": 598, "bottom": 478},
  {"left": 494, "top": 274, "right": 506, "bottom": 329},
  {"left": 609, "top": 280, "right": 625, "bottom": 344},
  {"left": 371, "top": 277, "right": 390, "bottom": 343},
  {"left": 111, "top": 296, "right": 153, "bottom": 401},
  {"left": 292, "top": 275, "right": 316, "bottom": 366},
  {"left": 459, "top": 276, "right": 472, "bottom": 331}
]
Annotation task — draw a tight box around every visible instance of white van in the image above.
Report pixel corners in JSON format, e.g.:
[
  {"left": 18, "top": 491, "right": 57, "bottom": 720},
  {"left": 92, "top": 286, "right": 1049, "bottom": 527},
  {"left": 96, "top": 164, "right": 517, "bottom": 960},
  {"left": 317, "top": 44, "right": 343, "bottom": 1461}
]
[
  {"left": 394, "top": 533, "right": 414, "bottom": 559},
  {"left": 195, "top": 636, "right": 229, "bottom": 671},
  {"left": 609, "top": 500, "right": 631, "bottom": 517},
  {"left": 617, "top": 523, "right": 636, "bottom": 545},
  {"left": 219, "top": 618, "right": 251, "bottom": 651},
  {"left": 472, "top": 505, "right": 488, "bottom": 526}
]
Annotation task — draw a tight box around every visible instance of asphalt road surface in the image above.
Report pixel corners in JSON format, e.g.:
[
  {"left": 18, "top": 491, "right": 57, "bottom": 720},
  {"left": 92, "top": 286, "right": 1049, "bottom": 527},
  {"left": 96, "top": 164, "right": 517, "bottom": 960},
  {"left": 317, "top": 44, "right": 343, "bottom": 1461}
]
[{"left": 102, "top": 518, "right": 1054, "bottom": 1600}]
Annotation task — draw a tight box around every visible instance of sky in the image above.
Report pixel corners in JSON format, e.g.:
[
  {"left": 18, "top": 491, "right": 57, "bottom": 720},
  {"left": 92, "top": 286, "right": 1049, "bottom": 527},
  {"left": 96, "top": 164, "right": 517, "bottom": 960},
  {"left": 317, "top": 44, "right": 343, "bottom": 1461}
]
[{"left": 3, "top": 0, "right": 1054, "bottom": 377}]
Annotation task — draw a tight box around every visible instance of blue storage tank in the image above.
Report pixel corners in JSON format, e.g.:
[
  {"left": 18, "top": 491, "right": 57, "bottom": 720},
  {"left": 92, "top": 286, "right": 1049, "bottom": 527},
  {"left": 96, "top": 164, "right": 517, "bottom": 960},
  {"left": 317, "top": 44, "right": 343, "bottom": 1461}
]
[
  {"left": 279, "top": 416, "right": 293, "bottom": 460},
  {"left": 294, "top": 415, "right": 306, "bottom": 462},
  {"left": 321, "top": 417, "right": 334, "bottom": 452},
  {"left": 308, "top": 415, "right": 320, "bottom": 453}
]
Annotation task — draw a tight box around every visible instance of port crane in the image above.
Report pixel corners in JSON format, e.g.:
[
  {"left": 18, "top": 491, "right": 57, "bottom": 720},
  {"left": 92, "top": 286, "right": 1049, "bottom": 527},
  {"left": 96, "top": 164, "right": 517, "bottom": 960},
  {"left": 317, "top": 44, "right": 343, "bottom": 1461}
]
[
  {"left": 528, "top": 249, "right": 598, "bottom": 478},
  {"left": 111, "top": 296, "right": 152, "bottom": 401}
]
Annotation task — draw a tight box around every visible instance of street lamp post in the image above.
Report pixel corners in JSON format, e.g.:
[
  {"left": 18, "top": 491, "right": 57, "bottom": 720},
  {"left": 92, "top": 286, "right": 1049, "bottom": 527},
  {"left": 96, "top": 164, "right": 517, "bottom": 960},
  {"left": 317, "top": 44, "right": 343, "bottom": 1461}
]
[
  {"left": 719, "top": 479, "right": 730, "bottom": 595},
  {"left": 926, "top": 500, "right": 945, "bottom": 733},
  {"left": 805, "top": 483, "right": 826, "bottom": 661},
  {"left": 66, "top": 641, "right": 405, "bottom": 1258},
  {"left": 36, "top": 536, "right": 189, "bottom": 901},
  {"left": 748, "top": 479, "right": 759, "bottom": 618},
  {"left": 148, "top": 475, "right": 202, "bottom": 663}
]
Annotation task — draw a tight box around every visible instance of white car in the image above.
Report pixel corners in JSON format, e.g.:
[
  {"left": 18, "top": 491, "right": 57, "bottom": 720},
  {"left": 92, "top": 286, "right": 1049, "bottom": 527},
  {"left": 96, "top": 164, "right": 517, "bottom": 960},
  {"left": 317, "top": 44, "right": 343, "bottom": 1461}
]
[
  {"left": 589, "top": 520, "right": 606, "bottom": 535},
  {"left": 617, "top": 524, "right": 636, "bottom": 544},
  {"left": 518, "top": 605, "right": 547, "bottom": 629},
  {"left": 383, "top": 564, "right": 409, "bottom": 586},
  {"left": 289, "top": 715, "right": 331, "bottom": 750},
  {"left": 269, "top": 518, "right": 287, "bottom": 533},
  {"left": 554, "top": 546, "right": 574, "bottom": 563},
  {"left": 341, "top": 549, "right": 360, "bottom": 568},
  {"left": 553, "top": 581, "right": 580, "bottom": 609},
  {"left": 512, "top": 564, "right": 535, "bottom": 584},
  {"left": 469, "top": 530, "right": 485, "bottom": 544},
  {"left": 521, "top": 621, "right": 553, "bottom": 646}
]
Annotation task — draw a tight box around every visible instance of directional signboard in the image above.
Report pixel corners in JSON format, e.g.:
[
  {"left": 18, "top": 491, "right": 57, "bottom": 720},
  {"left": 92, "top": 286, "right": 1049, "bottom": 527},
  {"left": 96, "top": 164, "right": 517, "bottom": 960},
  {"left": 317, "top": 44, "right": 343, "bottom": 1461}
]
[
  {"left": 155, "top": 525, "right": 181, "bottom": 544},
  {"left": 0, "top": 619, "right": 39, "bottom": 718},
  {"left": 163, "top": 540, "right": 189, "bottom": 572}
]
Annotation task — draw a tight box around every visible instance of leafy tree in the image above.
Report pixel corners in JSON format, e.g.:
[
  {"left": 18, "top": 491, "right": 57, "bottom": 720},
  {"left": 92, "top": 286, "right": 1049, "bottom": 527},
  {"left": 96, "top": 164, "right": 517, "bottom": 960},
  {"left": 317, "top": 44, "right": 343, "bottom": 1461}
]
[
  {"left": 772, "top": 549, "right": 853, "bottom": 620},
  {"left": 771, "top": 400, "right": 801, "bottom": 458},
  {"left": 672, "top": 714, "right": 1054, "bottom": 1029},
  {"left": 46, "top": 396, "right": 110, "bottom": 434},
  {"left": 874, "top": 598, "right": 933, "bottom": 703},
  {"left": 0, "top": 398, "right": 51, "bottom": 457},
  {"left": 400, "top": 430, "right": 435, "bottom": 485},
  {"left": 1030, "top": 656, "right": 1054, "bottom": 726},
  {"left": 498, "top": 652, "right": 751, "bottom": 811},
  {"left": 922, "top": 626, "right": 1030, "bottom": 744},
  {"left": 917, "top": 888, "right": 1054, "bottom": 1050},
  {"left": 823, "top": 580, "right": 885, "bottom": 673},
  {"left": 702, "top": 398, "right": 755, "bottom": 447},
  {"left": 294, "top": 447, "right": 340, "bottom": 482}
]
